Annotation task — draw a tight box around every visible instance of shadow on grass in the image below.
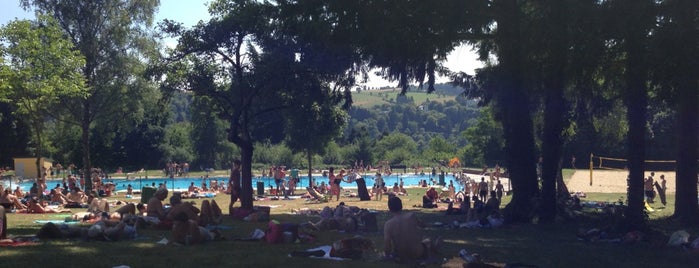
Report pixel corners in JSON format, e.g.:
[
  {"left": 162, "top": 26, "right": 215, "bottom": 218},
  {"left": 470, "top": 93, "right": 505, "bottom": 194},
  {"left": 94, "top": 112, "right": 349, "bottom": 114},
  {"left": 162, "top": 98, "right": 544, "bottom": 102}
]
[{"left": 2, "top": 195, "right": 698, "bottom": 268}]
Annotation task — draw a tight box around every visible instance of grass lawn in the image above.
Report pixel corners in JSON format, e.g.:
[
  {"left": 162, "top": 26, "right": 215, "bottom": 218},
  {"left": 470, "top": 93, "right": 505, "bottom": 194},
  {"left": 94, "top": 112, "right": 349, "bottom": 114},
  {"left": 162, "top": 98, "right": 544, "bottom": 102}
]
[
  {"left": 351, "top": 89, "right": 455, "bottom": 108},
  {"left": 2, "top": 184, "right": 697, "bottom": 268}
]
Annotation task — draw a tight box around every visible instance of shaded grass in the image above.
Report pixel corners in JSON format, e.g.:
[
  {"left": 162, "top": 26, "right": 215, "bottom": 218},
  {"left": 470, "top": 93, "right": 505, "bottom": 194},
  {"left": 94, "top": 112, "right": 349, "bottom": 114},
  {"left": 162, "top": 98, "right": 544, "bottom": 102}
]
[{"left": 2, "top": 187, "right": 697, "bottom": 268}]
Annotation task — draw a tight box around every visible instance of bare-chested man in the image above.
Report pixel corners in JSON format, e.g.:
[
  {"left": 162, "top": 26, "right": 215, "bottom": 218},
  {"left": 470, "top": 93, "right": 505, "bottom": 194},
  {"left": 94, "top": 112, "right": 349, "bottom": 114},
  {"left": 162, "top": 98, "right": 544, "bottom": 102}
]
[
  {"left": 171, "top": 211, "right": 217, "bottom": 245},
  {"left": 146, "top": 188, "right": 172, "bottom": 229},
  {"left": 1, "top": 189, "right": 27, "bottom": 210},
  {"left": 383, "top": 196, "right": 439, "bottom": 263},
  {"left": 166, "top": 194, "right": 200, "bottom": 223}
]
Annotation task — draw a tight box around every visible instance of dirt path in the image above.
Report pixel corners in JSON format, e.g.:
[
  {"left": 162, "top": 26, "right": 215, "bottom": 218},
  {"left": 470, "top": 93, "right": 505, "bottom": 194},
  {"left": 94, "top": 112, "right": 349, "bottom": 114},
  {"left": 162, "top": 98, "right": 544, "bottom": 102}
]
[{"left": 566, "top": 169, "right": 676, "bottom": 194}]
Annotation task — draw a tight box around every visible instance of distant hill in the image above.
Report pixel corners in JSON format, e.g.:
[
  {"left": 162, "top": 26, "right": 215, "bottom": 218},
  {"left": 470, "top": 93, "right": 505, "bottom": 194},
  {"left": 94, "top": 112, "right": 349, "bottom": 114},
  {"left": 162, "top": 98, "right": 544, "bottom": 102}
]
[{"left": 352, "top": 83, "right": 463, "bottom": 108}]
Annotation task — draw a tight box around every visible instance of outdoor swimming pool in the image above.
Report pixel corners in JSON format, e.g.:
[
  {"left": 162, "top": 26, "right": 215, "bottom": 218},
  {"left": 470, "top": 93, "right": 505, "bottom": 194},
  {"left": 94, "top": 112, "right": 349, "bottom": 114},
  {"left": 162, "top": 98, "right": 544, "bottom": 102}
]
[{"left": 4, "top": 172, "right": 481, "bottom": 192}]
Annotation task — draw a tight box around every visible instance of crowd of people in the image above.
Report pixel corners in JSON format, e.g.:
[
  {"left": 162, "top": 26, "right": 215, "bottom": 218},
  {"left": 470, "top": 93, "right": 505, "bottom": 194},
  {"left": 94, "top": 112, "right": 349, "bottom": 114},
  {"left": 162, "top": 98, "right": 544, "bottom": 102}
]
[{"left": 1, "top": 160, "right": 517, "bottom": 266}]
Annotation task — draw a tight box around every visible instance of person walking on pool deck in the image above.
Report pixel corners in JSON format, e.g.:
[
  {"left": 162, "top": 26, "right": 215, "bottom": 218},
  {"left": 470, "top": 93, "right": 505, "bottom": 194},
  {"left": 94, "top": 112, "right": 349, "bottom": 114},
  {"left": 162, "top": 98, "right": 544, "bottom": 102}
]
[{"left": 229, "top": 159, "right": 242, "bottom": 215}]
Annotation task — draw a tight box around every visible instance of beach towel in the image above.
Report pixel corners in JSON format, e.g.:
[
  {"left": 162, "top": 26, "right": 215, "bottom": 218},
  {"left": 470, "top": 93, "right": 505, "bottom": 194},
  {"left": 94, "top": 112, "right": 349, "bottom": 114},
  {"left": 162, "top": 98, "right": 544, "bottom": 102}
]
[
  {"left": 0, "top": 240, "right": 39, "bottom": 247},
  {"left": 290, "top": 245, "right": 347, "bottom": 261},
  {"left": 34, "top": 220, "right": 80, "bottom": 225},
  {"left": 206, "top": 225, "right": 233, "bottom": 230}
]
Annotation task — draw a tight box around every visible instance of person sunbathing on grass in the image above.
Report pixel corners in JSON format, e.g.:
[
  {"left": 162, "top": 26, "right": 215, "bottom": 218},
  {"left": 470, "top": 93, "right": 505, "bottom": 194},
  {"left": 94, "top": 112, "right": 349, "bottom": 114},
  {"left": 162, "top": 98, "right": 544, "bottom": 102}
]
[
  {"left": 198, "top": 200, "right": 223, "bottom": 227},
  {"left": 290, "top": 235, "right": 377, "bottom": 260},
  {"left": 145, "top": 188, "right": 172, "bottom": 229},
  {"left": 166, "top": 194, "right": 200, "bottom": 224},
  {"left": 27, "top": 197, "right": 71, "bottom": 213},
  {"left": 86, "top": 193, "right": 110, "bottom": 213},
  {"left": 66, "top": 187, "right": 87, "bottom": 205},
  {"left": 383, "top": 196, "right": 440, "bottom": 264},
  {"left": 1, "top": 189, "right": 27, "bottom": 210},
  {"left": 50, "top": 188, "right": 69, "bottom": 205},
  {"left": 37, "top": 212, "right": 136, "bottom": 241},
  {"left": 170, "top": 211, "right": 220, "bottom": 245},
  {"left": 114, "top": 202, "right": 146, "bottom": 218},
  {"left": 302, "top": 202, "right": 358, "bottom": 232}
]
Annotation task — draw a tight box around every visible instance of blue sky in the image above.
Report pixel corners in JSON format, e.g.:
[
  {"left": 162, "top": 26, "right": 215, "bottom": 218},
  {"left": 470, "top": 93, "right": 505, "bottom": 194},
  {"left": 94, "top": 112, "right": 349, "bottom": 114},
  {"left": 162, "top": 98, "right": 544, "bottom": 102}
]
[
  {"left": 1, "top": 0, "right": 480, "bottom": 88},
  {"left": 1, "top": 0, "right": 210, "bottom": 27}
]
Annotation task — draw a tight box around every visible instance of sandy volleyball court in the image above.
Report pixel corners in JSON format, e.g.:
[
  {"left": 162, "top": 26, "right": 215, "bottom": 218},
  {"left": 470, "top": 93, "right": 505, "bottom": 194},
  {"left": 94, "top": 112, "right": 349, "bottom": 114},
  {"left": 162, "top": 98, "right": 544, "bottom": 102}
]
[{"left": 567, "top": 169, "right": 676, "bottom": 194}]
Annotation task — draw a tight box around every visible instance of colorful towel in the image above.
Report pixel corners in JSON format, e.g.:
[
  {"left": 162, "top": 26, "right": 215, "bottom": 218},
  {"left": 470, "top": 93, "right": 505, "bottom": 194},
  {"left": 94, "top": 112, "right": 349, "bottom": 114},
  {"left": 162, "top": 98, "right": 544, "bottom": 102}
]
[{"left": 33, "top": 220, "right": 80, "bottom": 225}]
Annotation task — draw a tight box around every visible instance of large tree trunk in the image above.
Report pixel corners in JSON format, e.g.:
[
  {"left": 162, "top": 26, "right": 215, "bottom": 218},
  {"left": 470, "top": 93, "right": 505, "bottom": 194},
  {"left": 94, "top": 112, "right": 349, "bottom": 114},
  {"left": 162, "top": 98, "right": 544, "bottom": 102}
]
[
  {"left": 239, "top": 142, "right": 254, "bottom": 210},
  {"left": 622, "top": 0, "right": 650, "bottom": 228},
  {"left": 625, "top": 82, "right": 646, "bottom": 229},
  {"left": 501, "top": 90, "right": 540, "bottom": 224},
  {"left": 541, "top": 89, "right": 566, "bottom": 222},
  {"left": 82, "top": 100, "right": 92, "bottom": 192},
  {"left": 671, "top": 0, "right": 699, "bottom": 225},
  {"left": 34, "top": 122, "right": 43, "bottom": 178},
  {"left": 495, "top": 0, "right": 540, "bottom": 224},
  {"left": 307, "top": 151, "right": 313, "bottom": 188},
  {"left": 539, "top": 0, "right": 568, "bottom": 223},
  {"left": 673, "top": 83, "right": 698, "bottom": 224}
]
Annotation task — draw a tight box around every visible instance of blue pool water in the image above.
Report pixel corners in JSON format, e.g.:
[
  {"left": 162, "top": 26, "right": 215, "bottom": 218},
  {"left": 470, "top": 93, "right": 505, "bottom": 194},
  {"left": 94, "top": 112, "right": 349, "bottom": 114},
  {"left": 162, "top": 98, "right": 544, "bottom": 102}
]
[{"left": 4, "top": 173, "right": 470, "bottom": 192}]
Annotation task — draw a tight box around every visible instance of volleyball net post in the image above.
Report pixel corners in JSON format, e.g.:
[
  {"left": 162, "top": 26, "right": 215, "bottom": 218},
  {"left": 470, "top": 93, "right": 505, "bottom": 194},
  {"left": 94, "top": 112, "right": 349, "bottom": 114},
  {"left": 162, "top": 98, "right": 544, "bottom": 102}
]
[{"left": 589, "top": 153, "right": 593, "bottom": 186}]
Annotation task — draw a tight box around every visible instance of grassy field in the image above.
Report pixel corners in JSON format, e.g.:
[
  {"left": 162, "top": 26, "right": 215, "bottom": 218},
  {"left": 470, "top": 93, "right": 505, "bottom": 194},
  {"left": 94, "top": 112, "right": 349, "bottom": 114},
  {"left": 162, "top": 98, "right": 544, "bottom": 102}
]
[
  {"left": 2, "top": 172, "right": 697, "bottom": 268},
  {"left": 351, "top": 88, "right": 456, "bottom": 108}
]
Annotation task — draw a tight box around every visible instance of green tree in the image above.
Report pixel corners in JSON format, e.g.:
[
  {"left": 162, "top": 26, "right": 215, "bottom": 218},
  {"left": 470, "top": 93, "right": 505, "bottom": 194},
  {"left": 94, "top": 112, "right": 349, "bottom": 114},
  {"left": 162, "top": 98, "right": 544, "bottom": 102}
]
[
  {"left": 21, "top": 0, "right": 160, "bottom": 191},
  {"left": 472, "top": 0, "right": 540, "bottom": 223},
  {"left": 535, "top": 0, "right": 570, "bottom": 223},
  {"left": 190, "top": 95, "right": 235, "bottom": 170},
  {"left": 652, "top": 0, "right": 699, "bottom": 225},
  {"left": 374, "top": 133, "right": 418, "bottom": 165},
  {"left": 423, "top": 136, "right": 455, "bottom": 166},
  {"left": 459, "top": 107, "right": 505, "bottom": 167},
  {"left": 611, "top": 0, "right": 656, "bottom": 228},
  {"left": 159, "top": 122, "right": 194, "bottom": 165},
  {"left": 0, "top": 99, "right": 31, "bottom": 166},
  {"left": 0, "top": 16, "right": 87, "bottom": 177},
  {"left": 285, "top": 101, "right": 346, "bottom": 187},
  {"left": 160, "top": 0, "right": 355, "bottom": 209}
]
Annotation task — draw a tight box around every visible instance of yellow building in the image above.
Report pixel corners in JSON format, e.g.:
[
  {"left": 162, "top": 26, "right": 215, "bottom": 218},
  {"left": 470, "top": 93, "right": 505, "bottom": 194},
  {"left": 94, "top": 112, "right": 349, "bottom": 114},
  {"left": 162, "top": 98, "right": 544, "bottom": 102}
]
[{"left": 13, "top": 157, "right": 53, "bottom": 179}]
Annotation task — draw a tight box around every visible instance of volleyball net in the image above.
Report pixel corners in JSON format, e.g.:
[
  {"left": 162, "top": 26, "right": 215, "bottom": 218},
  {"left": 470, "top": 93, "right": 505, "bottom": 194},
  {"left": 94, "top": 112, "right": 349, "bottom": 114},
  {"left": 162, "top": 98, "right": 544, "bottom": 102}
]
[
  {"left": 592, "top": 155, "right": 678, "bottom": 171},
  {"left": 588, "top": 154, "right": 683, "bottom": 186}
]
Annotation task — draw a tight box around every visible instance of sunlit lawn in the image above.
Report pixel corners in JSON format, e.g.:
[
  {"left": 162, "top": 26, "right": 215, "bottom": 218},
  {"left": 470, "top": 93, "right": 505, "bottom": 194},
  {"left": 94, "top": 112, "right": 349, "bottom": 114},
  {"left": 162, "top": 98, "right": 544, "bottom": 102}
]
[{"left": 2, "top": 174, "right": 697, "bottom": 268}]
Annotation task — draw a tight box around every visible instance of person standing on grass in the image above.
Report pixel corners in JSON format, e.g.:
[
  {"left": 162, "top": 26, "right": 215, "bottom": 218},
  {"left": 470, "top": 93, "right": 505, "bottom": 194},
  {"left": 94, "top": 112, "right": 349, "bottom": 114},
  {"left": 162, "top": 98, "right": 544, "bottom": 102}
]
[
  {"left": 332, "top": 169, "right": 345, "bottom": 201},
  {"left": 495, "top": 179, "right": 504, "bottom": 200},
  {"left": 478, "top": 177, "right": 488, "bottom": 202},
  {"left": 656, "top": 174, "right": 667, "bottom": 206},
  {"left": 229, "top": 159, "right": 241, "bottom": 215},
  {"left": 644, "top": 172, "right": 655, "bottom": 203}
]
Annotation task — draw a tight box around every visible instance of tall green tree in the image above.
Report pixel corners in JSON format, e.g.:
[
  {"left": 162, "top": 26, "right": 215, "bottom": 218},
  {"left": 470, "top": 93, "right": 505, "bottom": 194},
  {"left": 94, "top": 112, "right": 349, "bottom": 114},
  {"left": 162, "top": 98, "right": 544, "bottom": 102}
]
[
  {"left": 611, "top": 0, "right": 656, "bottom": 228},
  {"left": 161, "top": 0, "right": 355, "bottom": 209},
  {"left": 477, "top": 0, "right": 540, "bottom": 223},
  {"left": 0, "top": 16, "right": 87, "bottom": 177},
  {"left": 190, "top": 95, "right": 236, "bottom": 170},
  {"left": 21, "top": 0, "right": 160, "bottom": 190},
  {"left": 652, "top": 0, "right": 699, "bottom": 225},
  {"left": 285, "top": 101, "right": 346, "bottom": 187},
  {"left": 536, "top": 0, "right": 570, "bottom": 223},
  {"left": 374, "top": 133, "right": 418, "bottom": 165}
]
